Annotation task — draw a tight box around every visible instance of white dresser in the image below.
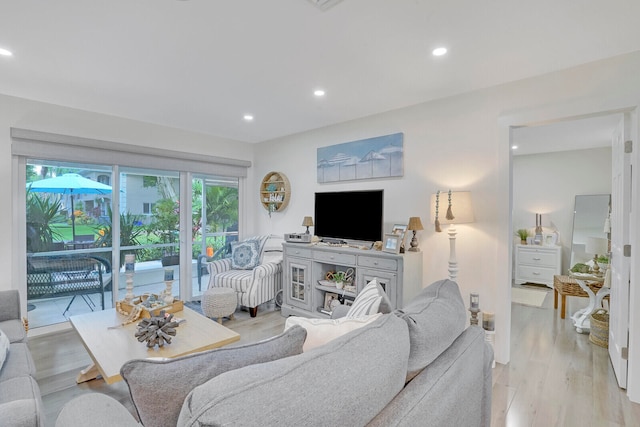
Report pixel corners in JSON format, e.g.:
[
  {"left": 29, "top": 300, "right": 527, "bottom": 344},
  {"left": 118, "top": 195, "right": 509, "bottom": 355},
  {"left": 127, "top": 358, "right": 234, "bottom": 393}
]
[{"left": 515, "top": 244, "right": 562, "bottom": 288}]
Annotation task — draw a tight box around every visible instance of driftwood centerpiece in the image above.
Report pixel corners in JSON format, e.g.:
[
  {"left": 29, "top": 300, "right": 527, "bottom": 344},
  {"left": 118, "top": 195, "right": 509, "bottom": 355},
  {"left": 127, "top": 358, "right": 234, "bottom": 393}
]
[{"left": 135, "top": 311, "right": 179, "bottom": 348}]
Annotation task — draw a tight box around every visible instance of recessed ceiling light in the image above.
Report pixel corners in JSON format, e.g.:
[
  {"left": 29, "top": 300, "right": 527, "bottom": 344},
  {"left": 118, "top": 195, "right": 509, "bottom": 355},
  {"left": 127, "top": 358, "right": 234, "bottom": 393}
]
[
  {"left": 0, "top": 48, "right": 13, "bottom": 57},
  {"left": 243, "top": 114, "right": 254, "bottom": 122},
  {"left": 432, "top": 47, "right": 447, "bottom": 57},
  {"left": 511, "top": 145, "right": 518, "bottom": 150},
  {"left": 314, "top": 89, "right": 326, "bottom": 97}
]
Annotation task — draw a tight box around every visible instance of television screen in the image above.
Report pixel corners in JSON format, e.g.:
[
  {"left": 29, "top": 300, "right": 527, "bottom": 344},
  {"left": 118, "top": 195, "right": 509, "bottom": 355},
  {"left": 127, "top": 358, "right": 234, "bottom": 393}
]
[{"left": 314, "top": 190, "right": 383, "bottom": 243}]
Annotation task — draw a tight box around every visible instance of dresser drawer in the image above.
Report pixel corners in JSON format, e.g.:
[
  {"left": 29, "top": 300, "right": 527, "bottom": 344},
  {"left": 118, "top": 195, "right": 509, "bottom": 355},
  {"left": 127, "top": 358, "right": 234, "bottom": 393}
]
[
  {"left": 313, "top": 250, "right": 356, "bottom": 266},
  {"left": 517, "top": 248, "right": 557, "bottom": 267},
  {"left": 358, "top": 256, "right": 398, "bottom": 271},
  {"left": 284, "top": 247, "right": 312, "bottom": 259},
  {"left": 516, "top": 265, "right": 556, "bottom": 284}
]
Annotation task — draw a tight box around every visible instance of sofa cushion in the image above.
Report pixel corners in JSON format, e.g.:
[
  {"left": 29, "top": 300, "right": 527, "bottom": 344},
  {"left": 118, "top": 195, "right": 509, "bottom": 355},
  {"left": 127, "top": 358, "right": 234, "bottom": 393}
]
[
  {"left": 121, "top": 325, "right": 306, "bottom": 427},
  {"left": 178, "top": 314, "right": 410, "bottom": 427},
  {"left": 0, "top": 343, "right": 37, "bottom": 383},
  {"left": 230, "top": 240, "right": 261, "bottom": 269},
  {"left": 284, "top": 312, "right": 382, "bottom": 351},
  {"left": 0, "top": 375, "right": 44, "bottom": 426},
  {"left": 0, "top": 328, "right": 9, "bottom": 372},
  {"left": 394, "top": 278, "right": 467, "bottom": 379}
]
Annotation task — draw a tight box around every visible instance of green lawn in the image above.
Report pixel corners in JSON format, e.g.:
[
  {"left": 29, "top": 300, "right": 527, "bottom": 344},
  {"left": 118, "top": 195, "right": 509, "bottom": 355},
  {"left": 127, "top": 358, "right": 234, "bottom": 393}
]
[{"left": 50, "top": 223, "right": 98, "bottom": 242}]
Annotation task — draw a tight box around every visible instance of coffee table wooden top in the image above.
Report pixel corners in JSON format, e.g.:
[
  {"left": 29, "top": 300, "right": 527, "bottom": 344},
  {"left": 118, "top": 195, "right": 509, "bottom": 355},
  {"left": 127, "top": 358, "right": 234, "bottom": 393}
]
[{"left": 69, "top": 306, "right": 240, "bottom": 384}]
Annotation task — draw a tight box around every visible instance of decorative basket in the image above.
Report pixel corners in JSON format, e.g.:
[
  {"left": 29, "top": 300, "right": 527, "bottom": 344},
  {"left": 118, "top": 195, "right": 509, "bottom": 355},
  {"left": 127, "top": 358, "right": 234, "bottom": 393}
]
[
  {"left": 117, "top": 294, "right": 183, "bottom": 319},
  {"left": 589, "top": 309, "right": 609, "bottom": 348}
]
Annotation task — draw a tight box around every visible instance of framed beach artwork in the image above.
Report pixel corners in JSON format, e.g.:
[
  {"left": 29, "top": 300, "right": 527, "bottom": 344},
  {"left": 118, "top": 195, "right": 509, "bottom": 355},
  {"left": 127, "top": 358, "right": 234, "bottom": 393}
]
[{"left": 317, "top": 133, "right": 404, "bottom": 183}]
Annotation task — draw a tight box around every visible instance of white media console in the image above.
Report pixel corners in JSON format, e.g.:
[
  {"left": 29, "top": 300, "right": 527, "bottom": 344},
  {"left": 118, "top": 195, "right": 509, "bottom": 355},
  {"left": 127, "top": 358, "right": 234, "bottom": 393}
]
[{"left": 281, "top": 242, "right": 423, "bottom": 318}]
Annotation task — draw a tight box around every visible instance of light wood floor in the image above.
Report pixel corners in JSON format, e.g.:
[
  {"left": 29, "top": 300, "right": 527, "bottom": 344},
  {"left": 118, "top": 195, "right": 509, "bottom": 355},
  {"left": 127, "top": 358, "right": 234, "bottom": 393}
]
[{"left": 29, "top": 291, "right": 640, "bottom": 426}]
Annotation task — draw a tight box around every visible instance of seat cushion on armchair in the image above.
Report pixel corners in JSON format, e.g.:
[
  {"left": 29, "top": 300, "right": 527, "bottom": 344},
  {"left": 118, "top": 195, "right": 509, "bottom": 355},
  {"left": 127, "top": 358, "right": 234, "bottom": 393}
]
[
  {"left": 394, "top": 278, "right": 467, "bottom": 379},
  {"left": 121, "top": 325, "right": 307, "bottom": 427}
]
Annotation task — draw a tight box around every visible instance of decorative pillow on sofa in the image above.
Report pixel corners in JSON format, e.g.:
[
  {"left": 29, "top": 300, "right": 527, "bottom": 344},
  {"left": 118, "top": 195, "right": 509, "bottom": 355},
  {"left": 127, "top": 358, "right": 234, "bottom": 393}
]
[
  {"left": 121, "top": 325, "right": 306, "bottom": 427},
  {"left": 0, "top": 328, "right": 9, "bottom": 372},
  {"left": 230, "top": 240, "right": 261, "bottom": 269},
  {"left": 394, "top": 278, "right": 466, "bottom": 380},
  {"left": 346, "top": 279, "right": 392, "bottom": 318},
  {"left": 284, "top": 312, "right": 382, "bottom": 352}
]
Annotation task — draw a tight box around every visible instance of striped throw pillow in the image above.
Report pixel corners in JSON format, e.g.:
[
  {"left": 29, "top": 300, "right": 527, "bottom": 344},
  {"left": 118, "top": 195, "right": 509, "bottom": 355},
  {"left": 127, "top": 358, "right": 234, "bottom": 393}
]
[{"left": 346, "top": 279, "right": 383, "bottom": 318}]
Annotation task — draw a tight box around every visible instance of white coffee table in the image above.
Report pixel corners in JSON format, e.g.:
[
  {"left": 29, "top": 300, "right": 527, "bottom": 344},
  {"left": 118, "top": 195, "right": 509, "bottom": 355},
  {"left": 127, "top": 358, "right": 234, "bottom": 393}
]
[{"left": 70, "top": 306, "right": 240, "bottom": 384}]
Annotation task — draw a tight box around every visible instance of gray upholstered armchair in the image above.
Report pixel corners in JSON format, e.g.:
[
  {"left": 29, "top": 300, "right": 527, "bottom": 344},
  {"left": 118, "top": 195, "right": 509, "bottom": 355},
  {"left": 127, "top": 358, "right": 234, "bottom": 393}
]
[{"left": 206, "top": 235, "right": 283, "bottom": 317}]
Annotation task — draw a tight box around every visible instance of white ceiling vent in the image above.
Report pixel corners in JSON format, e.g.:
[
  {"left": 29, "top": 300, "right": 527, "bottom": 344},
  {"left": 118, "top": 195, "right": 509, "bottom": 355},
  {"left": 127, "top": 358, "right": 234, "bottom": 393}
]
[{"left": 307, "top": 0, "right": 344, "bottom": 11}]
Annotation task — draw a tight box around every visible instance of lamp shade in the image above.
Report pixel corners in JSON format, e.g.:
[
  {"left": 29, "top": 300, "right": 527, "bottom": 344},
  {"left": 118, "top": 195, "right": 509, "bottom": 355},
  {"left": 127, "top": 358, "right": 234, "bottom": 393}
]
[
  {"left": 407, "top": 216, "right": 424, "bottom": 231},
  {"left": 585, "top": 237, "right": 608, "bottom": 255},
  {"left": 430, "top": 191, "right": 474, "bottom": 225},
  {"left": 302, "top": 216, "right": 314, "bottom": 227}
]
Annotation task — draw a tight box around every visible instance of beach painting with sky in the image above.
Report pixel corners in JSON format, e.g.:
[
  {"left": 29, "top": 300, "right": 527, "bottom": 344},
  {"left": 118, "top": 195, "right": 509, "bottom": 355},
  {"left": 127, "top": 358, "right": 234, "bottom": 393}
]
[{"left": 317, "top": 133, "right": 404, "bottom": 183}]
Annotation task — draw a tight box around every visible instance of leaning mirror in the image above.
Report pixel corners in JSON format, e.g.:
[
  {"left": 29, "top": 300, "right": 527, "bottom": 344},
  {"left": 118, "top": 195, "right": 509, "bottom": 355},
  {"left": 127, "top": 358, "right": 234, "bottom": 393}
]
[{"left": 569, "top": 194, "right": 611, "bottom": 268}]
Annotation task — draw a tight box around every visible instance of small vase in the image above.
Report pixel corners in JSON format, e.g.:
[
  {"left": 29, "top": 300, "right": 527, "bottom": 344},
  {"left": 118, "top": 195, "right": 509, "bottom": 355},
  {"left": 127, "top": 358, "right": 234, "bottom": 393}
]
[{"left": 521, "top": 239, "right": 527, "bottom": 245}]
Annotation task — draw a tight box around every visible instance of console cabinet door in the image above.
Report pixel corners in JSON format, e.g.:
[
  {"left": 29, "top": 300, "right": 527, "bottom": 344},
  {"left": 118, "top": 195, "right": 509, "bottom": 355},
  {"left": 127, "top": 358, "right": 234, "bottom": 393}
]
[
  {"left": 284, "top": 257, "right": 313, "bottom": 311},
  {"left": 358, "top": 268, "right": 398, "bottom": 309}
]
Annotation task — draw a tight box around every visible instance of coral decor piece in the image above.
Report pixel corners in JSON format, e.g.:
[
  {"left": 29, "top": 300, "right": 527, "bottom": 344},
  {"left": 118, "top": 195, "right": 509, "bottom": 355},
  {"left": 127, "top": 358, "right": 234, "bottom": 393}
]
[{"left": 135, "top": 311, "right": 179, "bottom": 348}]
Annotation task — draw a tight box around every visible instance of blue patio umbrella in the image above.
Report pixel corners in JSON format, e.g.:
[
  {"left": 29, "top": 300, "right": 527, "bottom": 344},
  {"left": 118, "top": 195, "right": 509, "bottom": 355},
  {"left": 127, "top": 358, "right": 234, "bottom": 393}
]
[{"left": 27, "top": 173, "right": 112, "bottom": 244}]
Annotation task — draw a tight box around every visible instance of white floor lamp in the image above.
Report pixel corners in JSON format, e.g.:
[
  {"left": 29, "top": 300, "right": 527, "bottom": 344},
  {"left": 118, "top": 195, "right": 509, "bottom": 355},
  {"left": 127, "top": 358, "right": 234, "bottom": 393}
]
[{"left": 430, "top": 190, "right": 475, "bottom": 281}]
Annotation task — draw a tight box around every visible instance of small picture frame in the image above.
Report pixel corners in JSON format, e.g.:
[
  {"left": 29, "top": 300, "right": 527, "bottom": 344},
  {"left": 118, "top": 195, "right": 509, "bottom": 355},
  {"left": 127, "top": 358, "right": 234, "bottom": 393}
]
[
  {"left": 392, "top": 224, "right": 407, "bottom": 250},
  {"left": 343, "top": 298, "right": 354, "bottom": 307},
  {"left": 543, "top": 232, "right": 558, "bottom": 246},
  {"left": 324, "top": 292, "right": 339, "bottom": 311},
  {"left": 382, "top": 233, "right": 401, "bottom": 254}
]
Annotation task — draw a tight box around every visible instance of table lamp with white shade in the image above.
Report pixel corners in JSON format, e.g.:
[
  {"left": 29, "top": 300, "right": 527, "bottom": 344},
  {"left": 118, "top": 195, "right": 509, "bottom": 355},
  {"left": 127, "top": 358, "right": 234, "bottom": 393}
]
[
  {"left": 585, "top": 236, "right": 609, "bottom": 275},
  {"left": 430, "top": 190, "right": 475, "bottom": 281}
]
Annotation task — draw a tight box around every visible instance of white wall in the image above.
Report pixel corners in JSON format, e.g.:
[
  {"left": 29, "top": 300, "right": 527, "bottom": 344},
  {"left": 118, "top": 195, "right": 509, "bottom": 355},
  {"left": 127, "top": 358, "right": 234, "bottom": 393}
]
[
  {"left": 513, "top": 147, "right": 612, "bottom": 272},
  {"left": 252, "top": 51, "right": 640, "bottom": 392}
]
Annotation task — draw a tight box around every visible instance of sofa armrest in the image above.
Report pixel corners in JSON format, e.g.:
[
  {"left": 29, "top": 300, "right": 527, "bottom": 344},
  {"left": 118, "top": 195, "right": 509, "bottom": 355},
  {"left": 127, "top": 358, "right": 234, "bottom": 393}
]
[
  {"left": 55, "top": 393, "right": 140, "bottom": 427},
  {"left": 206, "top": 258, "right": 232, "bottom": 276},
  {"left": 0, "top": 290, "right": 21, "bottom": 322}
]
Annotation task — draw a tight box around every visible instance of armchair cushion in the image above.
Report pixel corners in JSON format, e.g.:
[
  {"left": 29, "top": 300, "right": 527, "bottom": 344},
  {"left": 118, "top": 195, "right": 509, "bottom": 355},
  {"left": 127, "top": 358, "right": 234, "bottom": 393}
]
[
  {"left": 121, "top": 325, "right": 306, "bottom": 427},
  {"left": 230, "top": 240, "right": 261, "bottom": 270}
]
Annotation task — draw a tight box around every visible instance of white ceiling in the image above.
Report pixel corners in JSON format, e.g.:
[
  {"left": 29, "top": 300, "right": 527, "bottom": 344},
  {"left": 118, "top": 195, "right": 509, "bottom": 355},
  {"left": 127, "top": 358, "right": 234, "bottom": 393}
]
[{"left": 1, "top": 0, "right": 639, "bottom": 144}]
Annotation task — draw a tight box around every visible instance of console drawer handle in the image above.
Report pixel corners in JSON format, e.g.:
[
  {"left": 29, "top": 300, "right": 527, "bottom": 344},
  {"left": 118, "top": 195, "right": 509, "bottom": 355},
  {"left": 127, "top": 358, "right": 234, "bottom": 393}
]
[{"left": 532, "top": 257, "right": 541, "bottom": 261}]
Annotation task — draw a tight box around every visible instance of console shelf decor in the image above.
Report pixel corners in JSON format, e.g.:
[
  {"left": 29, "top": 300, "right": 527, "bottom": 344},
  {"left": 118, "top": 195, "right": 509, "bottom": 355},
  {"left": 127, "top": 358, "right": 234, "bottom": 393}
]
[
  {"left": 281, "top": 242, "right": 423, "bottom": 318},
  {"left": 260, "top": 171, "right": 291, "bottom": 215}
]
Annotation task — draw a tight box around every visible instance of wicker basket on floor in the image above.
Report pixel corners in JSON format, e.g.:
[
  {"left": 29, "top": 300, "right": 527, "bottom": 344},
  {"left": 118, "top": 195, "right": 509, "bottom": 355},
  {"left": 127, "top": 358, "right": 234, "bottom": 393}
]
[{"left": 589, "top": 309, "right": 609, "bottom": 348}]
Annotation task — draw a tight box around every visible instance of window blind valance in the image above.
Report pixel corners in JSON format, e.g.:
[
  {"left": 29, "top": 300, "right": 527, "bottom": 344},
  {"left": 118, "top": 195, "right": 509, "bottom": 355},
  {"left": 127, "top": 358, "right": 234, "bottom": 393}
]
[{"left": 11, "top": 128, "right": 251, "bottom": 177}]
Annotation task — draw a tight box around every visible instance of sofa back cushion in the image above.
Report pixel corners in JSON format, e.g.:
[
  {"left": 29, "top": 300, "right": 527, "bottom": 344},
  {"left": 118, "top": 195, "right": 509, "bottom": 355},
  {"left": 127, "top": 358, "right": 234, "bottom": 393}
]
[
  {"left": 394, "top": 278, "right": 466, "bottom": 379},
  {"left": 121, "top": 325, "right": 306, "bottom": 427},
  {"left": 178, "top": 314, "right": 410, "bottom": 427}
]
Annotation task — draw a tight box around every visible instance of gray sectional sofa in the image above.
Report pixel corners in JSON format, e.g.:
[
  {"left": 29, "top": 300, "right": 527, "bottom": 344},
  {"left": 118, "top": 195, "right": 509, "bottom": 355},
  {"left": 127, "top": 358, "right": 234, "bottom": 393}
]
[
  {"left": 0, "top": 290, "right": 45, "bottom": 427},
  {"left": 55, "top": 279, "right": 493, "bottom": 427}
]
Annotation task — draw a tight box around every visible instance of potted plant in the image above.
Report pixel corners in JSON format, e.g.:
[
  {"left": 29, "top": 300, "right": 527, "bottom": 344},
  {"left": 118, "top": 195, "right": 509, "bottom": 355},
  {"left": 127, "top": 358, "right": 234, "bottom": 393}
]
[
  {"left": 516, "top": 229, "right": 529, "bottom": 244},
  {"left": 26, "top": 191, "right": 64, "bottom": 252}
]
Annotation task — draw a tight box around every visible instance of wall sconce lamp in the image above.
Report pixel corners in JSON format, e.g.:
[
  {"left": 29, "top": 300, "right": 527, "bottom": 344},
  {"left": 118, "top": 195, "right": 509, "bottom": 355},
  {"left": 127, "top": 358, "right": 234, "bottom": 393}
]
[
  {"left": 407, "top": 216, "right": 424, "bottom": 252},
  {"left": 302, "top": 216, "right": 314, "bottom": 234},
  {"left": 430, "top": 190, "right": 475, "bottom": 281}
]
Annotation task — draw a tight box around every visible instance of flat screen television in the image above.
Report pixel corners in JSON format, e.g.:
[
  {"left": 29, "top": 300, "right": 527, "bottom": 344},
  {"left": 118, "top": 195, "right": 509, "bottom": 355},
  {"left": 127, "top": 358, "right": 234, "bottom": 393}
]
[{"left": 314, "top": 190, "right": 383, "bottom": 243}]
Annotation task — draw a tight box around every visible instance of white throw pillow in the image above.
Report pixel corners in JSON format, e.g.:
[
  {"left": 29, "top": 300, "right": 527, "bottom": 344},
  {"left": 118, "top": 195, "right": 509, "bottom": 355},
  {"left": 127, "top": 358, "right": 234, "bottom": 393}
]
[
  {"left": 346, "top": 279, "right": 383, "bottom": 318},
  {"left": 0, "top": 327, "right": 10, "bottom": 372},
  {"left": 284, "top": 313, "right": 382, "bottom": 352}
]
